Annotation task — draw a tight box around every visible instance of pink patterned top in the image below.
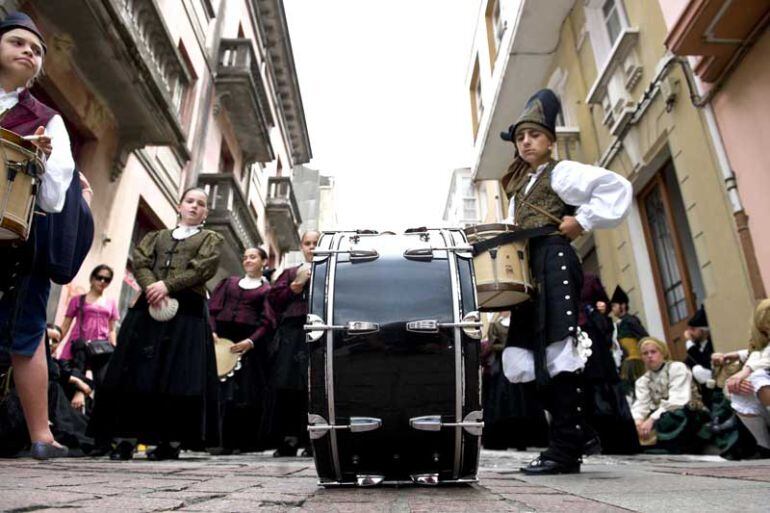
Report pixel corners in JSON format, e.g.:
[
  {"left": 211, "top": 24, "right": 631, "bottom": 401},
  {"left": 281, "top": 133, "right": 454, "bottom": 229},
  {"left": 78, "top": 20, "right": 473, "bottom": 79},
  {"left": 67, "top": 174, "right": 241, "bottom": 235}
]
[{"left": 58, "top": 295, "right": 119, "bottom": 360}]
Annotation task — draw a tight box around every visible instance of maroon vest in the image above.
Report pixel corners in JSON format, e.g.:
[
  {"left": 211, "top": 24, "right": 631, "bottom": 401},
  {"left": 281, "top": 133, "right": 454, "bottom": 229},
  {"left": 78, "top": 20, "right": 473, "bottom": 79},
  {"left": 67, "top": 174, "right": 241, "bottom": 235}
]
[{"left": 1, "top": 89, "right": 57, "bottom": 136}]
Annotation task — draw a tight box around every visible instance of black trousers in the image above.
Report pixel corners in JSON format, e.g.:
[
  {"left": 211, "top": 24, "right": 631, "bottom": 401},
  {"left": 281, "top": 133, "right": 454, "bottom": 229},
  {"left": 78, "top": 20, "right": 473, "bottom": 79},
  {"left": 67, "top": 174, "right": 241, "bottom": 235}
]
[{"left": 540, "top": 370, "right": 590, "bottom": 464}]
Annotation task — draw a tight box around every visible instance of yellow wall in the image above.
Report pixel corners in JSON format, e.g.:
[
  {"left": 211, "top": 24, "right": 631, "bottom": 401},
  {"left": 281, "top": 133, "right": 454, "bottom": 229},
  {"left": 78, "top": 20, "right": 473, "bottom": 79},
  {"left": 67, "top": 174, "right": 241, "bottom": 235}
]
[{"left": 545, "top": 2, "right": 755, "bottom": 352}]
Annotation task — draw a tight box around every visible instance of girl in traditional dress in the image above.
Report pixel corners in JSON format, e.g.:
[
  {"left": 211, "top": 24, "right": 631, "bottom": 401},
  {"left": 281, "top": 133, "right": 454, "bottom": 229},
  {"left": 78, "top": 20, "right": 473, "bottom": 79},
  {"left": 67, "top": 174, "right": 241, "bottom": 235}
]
[
  {"left": 714, "top": 299, "right": 770, "bottom": 457},
  {"left": 579, "top": 274, "right": 639, "bottom": 455},
  {"left": 265, "top": 230, "right": 319, "bottom": 457},
  {"left": 89, "top": 188, "right": 223, "bottom": 460},
  {"left": 0, "top": 12, "right": 79, "bottom": 459},
  {"left": 209, "top": 247, "right": 275, "bottom": 453}
]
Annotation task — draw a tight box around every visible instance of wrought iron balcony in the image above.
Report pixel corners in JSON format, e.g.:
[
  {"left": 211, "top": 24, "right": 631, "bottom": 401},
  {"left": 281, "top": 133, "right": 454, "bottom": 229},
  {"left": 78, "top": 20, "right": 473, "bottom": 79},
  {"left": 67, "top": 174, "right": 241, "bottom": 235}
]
[
  {"left": 266, "top": 176, "right": 302, "bottom": 251},
  {"left": 198, "top": 173, "right": 262, "bottom": 277},
  {"left": 215, "top": 39, "right": 274, "bottom": 163}
]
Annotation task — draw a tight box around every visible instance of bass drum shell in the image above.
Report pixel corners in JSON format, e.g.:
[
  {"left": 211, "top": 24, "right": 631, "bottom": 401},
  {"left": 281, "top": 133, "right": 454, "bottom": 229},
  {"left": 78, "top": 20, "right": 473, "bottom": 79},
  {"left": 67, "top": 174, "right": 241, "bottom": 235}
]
[
  {"left": 307, "top": 231, "right": 480, "bottom": 485},
  {"left": 464, "top": 223, "right": 534, "bottom": 311}
]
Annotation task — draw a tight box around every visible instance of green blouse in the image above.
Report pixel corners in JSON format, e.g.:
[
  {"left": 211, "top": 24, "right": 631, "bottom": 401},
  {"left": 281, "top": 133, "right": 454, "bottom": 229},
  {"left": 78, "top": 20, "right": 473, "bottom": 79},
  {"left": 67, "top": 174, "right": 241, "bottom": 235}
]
[{"left": 133, "top": 228, "right": 224, "bottom": 297}]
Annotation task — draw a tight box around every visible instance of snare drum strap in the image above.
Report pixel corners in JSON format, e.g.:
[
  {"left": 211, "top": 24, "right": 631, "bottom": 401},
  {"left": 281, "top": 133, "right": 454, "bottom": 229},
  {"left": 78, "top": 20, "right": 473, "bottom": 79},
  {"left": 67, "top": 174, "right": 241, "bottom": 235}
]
[{"left": 470, "top": 225, "right": 557, "bottom": 256}]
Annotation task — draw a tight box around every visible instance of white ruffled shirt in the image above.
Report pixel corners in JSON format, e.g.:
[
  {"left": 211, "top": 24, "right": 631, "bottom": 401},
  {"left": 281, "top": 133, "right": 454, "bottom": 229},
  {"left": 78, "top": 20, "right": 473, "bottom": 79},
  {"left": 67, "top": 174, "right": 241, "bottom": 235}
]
[
  {"left": 0, "top": 87, "right": 75, "bottom": 213},
  {"left": 506, "top": 160, "right": 632, "bottom": 231},
  {"left": 502, "top": 160, "right": 632, "bottom": 383}
]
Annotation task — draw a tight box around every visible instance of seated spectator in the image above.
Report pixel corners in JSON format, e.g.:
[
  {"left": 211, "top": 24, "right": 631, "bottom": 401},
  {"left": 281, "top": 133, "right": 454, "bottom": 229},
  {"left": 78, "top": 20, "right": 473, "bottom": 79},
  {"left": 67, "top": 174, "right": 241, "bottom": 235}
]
[
  {"left": 632, "top": 337, "right": 709, "bottom": 453},
  {"left": 684, "top": 306, "right": 715, "bottom": 408},
  {"left": 713, "top": 299, "right": 770, "bottom": 458},
  {"left": 0, "top": 325, "right": 94, "bottom": 457}
]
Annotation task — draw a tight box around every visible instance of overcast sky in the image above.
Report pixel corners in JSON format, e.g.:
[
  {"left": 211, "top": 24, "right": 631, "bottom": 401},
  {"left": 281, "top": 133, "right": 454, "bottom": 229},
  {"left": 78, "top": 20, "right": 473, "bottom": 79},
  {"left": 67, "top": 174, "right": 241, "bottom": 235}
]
[{"left": 283, "top": 0, "right": 483, "bottom": 232}]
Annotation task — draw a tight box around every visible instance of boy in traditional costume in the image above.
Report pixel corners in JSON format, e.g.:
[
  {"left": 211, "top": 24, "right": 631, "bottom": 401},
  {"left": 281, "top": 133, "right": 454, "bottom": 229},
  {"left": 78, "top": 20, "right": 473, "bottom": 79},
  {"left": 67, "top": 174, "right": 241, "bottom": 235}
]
[
  {"left": 498, "top": 89, "right": 632, "bottom": 474},
  {"left": 0, "top": 12, "right": 79, "bottom": 459},
  {"left": 632, "top": 337, "right": 709, "bottom": 453},
  {"left": 610, "top": 285, "right": 648, "bottom": 397}
]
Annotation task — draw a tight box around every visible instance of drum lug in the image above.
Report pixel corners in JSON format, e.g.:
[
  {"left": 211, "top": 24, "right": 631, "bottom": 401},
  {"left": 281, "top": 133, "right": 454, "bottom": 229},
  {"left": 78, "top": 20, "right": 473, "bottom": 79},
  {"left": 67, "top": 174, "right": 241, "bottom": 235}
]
[
  {"left": 305, "top": 315, "right": 380, "bottom": 342},
  {"left": 403, "top": 246, "right": 473, "bottom": 261},
  {"left": 411, "top": 473, "right": 440, "bottom": 486},
  {"left": 356, "top": 475, "right": 385, "bottom": 487},
  {"left": 409, "top": 411, "right": 484, "bottom": 436},
  {"left": 313, "top": 249, "right": 379, "bottom": 262},
  {"left": 405, "top": 314, "right": 482, "bottom": 338},
  {"left": 307, "top": 414, "right": 383, "bottom": 439}
]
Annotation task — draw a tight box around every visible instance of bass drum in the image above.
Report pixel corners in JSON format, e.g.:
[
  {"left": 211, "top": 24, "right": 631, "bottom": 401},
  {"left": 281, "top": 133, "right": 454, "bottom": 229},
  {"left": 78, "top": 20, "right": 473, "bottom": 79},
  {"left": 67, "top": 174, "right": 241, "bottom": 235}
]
[
  {"left": 306, "top": 229, "right": 482, "bottom": 486},
  {"left": 463, "top": 223, "right": 533, "bottom": 311}
]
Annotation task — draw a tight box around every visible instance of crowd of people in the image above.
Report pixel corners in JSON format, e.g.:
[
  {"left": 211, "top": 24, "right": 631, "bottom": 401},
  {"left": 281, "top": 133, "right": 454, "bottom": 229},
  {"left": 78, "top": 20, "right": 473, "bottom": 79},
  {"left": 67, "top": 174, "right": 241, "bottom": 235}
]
[
  {"left": 0, "top": 11, "right": 768, "bottom": 471},
  {"left": 482, "top": 278, "right": 770, "bottom": 461},
  {"left": 0, "top": 186, "right": 322, "bottom": 460}
]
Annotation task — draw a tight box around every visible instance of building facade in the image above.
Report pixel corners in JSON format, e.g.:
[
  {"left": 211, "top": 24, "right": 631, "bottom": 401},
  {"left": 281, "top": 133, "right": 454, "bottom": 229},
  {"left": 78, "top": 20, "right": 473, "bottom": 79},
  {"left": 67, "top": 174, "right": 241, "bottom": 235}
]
[
  {"left": 1, "top": 1, "right": 310, "bottom": 322},
  {"left": 660, "top": 0, "right": 770, "bottom": 299},
  {"left": 466, "top": 0, "right": 760, "bottom": 356},
  {"left": 442, "top": 168, "right": 482, "bottom": 228}
]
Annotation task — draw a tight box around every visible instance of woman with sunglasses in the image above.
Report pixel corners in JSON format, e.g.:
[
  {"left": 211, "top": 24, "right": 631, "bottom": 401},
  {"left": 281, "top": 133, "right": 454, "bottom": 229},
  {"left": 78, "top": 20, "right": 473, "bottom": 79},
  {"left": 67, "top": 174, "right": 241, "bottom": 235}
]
[{"left": 57, "top": 265, "right": 118, "bottom": 404}]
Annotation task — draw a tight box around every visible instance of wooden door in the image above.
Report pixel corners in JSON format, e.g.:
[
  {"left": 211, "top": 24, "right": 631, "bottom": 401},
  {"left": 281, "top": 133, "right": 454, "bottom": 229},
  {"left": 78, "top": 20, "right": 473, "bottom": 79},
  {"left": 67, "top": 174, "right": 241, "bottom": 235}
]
[{"left": 638, "top": 166, "right": 697, "bottom": 361}]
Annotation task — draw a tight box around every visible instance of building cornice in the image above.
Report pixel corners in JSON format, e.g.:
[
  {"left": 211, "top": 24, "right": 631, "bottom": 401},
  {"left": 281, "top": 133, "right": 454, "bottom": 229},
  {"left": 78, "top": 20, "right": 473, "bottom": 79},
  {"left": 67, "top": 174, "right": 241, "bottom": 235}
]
[{"left": 252, "top": 0, "right": 312, "bottom": 166}]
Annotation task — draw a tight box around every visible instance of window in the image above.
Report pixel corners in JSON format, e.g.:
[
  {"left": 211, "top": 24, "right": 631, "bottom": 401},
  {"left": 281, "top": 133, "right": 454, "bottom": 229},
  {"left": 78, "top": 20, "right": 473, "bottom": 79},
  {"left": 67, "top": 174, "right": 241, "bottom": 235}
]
[
  {"left": 176, "top": 40, "right": 198, "bottom": 132},
  {"left": 485, "top": 0, "right": 504, "bottom": 66},
  {"left": 602, "top": 0, "right": 622, "bottom": 46},
  {"left": 638, "top": 160, "right": 705, "bottom": 359},
  {"left": 470, "top": 58, "right": 483, "bottom": 139},
  {"left": 463, "top": 198, "right": 477, "bottom": 220},
  {"left": 461, "top": 177, "right": 474, "bottom": 197},
  {"left": 584, "top": 0, "right": 629, "bottom": 67},
  {"left": 219, "top": 139, "right": 234, "bottom": 175}
]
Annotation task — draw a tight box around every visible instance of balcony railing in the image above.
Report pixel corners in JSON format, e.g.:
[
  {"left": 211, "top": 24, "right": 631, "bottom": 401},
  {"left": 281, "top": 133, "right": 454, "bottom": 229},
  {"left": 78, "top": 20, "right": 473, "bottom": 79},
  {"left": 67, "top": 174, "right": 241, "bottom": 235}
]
[
  {"left": 198, "top": 174, "right": 262, "bottom": 275},
  {"left": 266, "top": 176, "right": 302, "bottom": 251},
  {"left": 215, "top": 39, "right": 274, "bottom": 162}
]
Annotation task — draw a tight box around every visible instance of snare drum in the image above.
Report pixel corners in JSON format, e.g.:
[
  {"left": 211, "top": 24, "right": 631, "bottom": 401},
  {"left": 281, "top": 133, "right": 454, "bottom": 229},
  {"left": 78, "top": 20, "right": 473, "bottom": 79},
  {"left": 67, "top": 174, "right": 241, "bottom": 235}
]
[
  {"left": 463, "top": 223, "right": 534, "bottom": 311},
  {"left": 0, "top": 128, "right": 44, "bottom": 242}
]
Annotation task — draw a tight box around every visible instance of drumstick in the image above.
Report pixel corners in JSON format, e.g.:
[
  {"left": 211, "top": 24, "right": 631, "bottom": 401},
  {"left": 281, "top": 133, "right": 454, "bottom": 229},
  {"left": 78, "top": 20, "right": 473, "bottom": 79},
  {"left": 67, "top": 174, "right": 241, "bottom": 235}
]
[{"left": 518, "top": 198, "right": 564, "bottom": 225}]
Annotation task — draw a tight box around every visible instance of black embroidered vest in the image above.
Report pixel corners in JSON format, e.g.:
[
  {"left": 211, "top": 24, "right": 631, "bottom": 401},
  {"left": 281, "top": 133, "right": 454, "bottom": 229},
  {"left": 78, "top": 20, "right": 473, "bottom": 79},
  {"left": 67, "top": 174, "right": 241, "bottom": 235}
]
[{"left": 513, "top": 160, "right": 574, "bottom": 229}]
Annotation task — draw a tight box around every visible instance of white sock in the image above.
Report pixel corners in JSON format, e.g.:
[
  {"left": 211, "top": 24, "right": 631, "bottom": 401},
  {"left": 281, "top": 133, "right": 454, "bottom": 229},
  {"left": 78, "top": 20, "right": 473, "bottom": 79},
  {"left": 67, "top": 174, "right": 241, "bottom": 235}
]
[{"left": 738, "top": 413, "right": 770, "bottom": 449}]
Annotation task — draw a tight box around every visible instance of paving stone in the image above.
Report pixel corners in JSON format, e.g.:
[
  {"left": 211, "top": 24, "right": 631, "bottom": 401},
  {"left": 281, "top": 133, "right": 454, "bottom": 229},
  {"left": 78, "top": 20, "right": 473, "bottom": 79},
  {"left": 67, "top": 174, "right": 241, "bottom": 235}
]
[{"left": 510, "top": 493, "right": 634, "bottom": 512}]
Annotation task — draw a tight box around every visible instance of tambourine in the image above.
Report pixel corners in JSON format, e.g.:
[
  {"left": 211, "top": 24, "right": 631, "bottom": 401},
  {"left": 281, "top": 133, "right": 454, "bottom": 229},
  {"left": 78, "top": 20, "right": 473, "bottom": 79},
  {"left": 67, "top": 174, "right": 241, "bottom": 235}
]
[{"left": 214, "top": 337, "right": 242, "bottom": 382}]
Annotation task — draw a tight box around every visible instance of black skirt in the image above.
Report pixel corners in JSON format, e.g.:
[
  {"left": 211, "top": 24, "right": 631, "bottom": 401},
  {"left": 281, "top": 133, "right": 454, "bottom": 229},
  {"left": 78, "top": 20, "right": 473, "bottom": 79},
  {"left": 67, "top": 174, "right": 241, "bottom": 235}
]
[
  {"left": 482, "top": 356, "right": 549, "bottom": 449},
  {"left": 216, "top": 320, "right": 268, "bottom": 451},
  {"left": 88, "top": 292, "right": 220, "bottom": 448},
  {"left": 269, "top": 317, "right": 307, "bottom": 391}
]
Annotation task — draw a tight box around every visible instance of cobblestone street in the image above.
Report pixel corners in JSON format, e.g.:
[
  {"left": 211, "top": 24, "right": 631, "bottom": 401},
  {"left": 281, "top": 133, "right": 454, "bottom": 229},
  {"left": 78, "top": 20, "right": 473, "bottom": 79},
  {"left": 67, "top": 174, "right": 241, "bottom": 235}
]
[{"left": 1, "top": 450, "right": 768, "bottom": 512}]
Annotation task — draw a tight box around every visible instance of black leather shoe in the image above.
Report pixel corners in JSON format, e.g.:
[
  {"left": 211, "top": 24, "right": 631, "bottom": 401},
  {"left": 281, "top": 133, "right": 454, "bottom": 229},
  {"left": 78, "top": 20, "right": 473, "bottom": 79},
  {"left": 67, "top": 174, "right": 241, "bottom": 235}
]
[
  {"left": 520, "top": 457, "right": 580, "bottom": 475},
  {"left": 109, "top": 441, "right": 134, "bottom": 461},
  {"left": 709, "top": 415, "right": 737, "bottom": 434},
  {"left": 583, "top": 436, "right": 602, "bottom": 456},
  {"left": 146, "top": 443, "right": 180, "bottom": 461}
]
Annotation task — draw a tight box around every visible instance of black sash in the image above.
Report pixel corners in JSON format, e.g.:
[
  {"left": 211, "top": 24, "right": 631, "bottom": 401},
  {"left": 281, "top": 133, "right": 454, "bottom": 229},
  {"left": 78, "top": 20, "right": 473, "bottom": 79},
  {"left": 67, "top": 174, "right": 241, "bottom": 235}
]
[{"left": 470, "top": 225, "right": 558, "bottom": 256}]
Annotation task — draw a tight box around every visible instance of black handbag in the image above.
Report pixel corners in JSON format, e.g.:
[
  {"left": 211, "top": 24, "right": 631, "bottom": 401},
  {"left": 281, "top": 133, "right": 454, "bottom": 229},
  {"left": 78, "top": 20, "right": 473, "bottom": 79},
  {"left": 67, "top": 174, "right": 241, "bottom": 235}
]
[{"left": 71, "top": 295, "right": 114, "bottom": 362}]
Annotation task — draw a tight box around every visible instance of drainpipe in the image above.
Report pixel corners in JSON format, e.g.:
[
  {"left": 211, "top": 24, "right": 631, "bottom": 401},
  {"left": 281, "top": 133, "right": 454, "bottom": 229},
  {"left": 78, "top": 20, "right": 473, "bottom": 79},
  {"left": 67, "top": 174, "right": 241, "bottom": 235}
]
[{"left": 600, "top": 50, "right": 766, "bottom": 299}]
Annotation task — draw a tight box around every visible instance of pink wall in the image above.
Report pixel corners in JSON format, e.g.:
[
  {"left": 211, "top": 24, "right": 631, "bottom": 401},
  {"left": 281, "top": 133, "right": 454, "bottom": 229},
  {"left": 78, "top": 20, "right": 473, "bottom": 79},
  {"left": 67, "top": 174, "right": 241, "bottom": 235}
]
[
  {"left": 657, "top": 0, "right": 690, "bottom": 30},
  {"left": 712, "top": 28, "right": 770, "bottom": 292}
]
